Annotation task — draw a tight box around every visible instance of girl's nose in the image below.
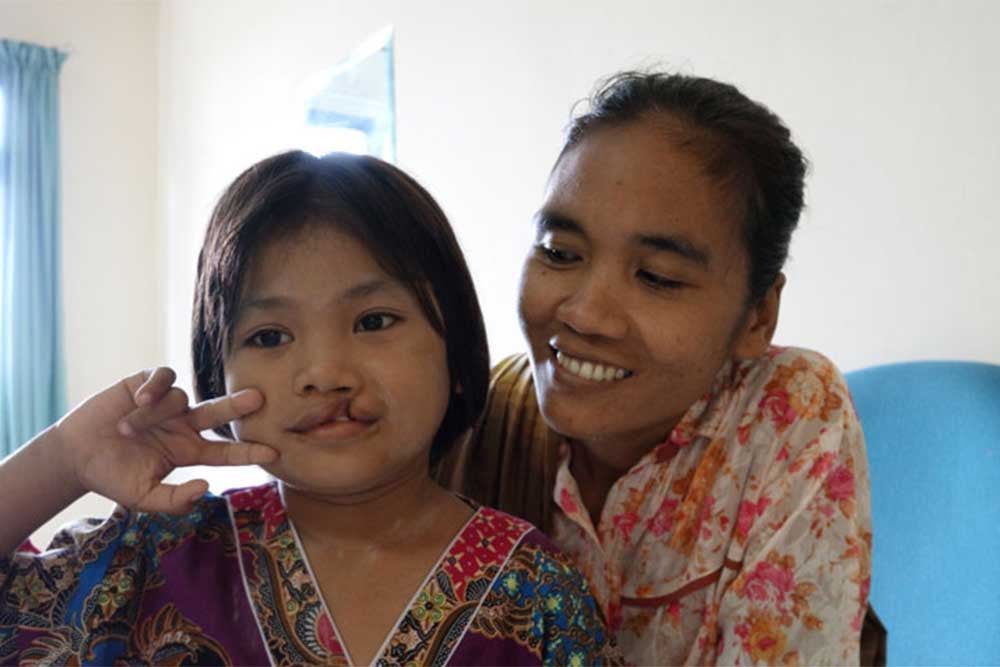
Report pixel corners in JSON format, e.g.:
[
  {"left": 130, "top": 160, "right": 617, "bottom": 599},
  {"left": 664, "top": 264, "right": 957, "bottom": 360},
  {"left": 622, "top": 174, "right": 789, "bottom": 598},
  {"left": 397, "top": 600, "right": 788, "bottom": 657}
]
[
  {"left": 555, "top": 275, "right": 629, "bottom": 340},
  {"left": 293, "top": 344, "right": 363, "bottom": 396}
]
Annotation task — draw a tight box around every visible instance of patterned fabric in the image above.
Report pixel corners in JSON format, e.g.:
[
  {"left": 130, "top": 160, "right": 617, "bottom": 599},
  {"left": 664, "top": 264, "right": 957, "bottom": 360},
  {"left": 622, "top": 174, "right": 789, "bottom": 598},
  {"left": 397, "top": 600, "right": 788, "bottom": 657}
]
[
  {"left": 1, "top": 482, "right": 619, "bottom": 665},
  {"left": 435, "top": 347, "right": 873, "bottom": 666}
]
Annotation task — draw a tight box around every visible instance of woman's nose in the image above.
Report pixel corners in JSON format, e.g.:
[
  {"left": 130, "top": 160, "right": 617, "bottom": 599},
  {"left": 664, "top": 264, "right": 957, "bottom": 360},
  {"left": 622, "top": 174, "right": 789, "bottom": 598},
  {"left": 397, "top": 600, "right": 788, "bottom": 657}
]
[
  {"left": 293, "top": 342, "right": 362, "bottom": 396},
  {"left": 555, "top": 275, "right": 629, "bottom": 340}
]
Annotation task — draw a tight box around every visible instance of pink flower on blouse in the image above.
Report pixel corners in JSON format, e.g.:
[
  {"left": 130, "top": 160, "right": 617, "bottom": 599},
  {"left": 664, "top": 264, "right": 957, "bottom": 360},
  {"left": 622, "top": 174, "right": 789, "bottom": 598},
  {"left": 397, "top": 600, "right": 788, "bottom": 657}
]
[
  {"left": 646, "top": 497, "right": 679, "bottom": 537},
  {"left": 735, "top": 497, "right": 772, "bottom": 543},
  {"left": 742, "top": 560, "right": 796, "bottom": 610},
  {"left": 808, "top": 450, "right": 837, "bottom": 480},
  {"left": 558, "top": 487, "right": 580, "bottom": 515},
  {"left": 825, "top": 465, "right": 856, "bottom": 501},
  {"left": 613, "top": 512, "right": 640, "bottom": 544},
  {"left": 760, "top": 390, "right": 796, "bottom": 429},
  {"left": 670, "top": 426, "right": 694, "bottom": 447}
]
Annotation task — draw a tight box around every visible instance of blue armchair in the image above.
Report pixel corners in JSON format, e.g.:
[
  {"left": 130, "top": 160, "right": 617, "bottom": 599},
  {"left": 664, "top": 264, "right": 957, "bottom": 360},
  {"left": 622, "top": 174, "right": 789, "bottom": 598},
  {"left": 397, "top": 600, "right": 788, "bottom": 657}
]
[{"left": 846, "top": 361, "right": 1000, "bottom": 666}]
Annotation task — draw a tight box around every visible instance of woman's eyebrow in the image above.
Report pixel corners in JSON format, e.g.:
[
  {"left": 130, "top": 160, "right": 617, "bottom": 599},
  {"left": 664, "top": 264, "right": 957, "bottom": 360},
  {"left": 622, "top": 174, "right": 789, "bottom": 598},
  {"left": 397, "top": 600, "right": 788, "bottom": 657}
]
[
  {"left": 534, "top": 211, "right": 584, "bottom": 236},
  {"left": 635, "top": 233, "right": 711, "bottom": 268},
  {"left": 536, "top": 210, "right": 710, "bottom": 268}
]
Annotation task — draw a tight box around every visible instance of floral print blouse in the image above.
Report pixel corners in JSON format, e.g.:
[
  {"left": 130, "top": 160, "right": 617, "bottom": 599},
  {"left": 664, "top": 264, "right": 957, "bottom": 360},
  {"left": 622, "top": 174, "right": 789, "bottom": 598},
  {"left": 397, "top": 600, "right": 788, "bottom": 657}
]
[{"left": 551, "top": 346, "right": 872, "bottom": 666}]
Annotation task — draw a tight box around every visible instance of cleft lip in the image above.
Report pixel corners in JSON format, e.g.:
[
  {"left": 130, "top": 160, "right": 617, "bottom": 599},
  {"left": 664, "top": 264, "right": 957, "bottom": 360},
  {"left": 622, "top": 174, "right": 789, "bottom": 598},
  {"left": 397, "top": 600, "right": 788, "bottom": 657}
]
[{"left": 289, "top": 399, "right": 366, "bottom": 433}]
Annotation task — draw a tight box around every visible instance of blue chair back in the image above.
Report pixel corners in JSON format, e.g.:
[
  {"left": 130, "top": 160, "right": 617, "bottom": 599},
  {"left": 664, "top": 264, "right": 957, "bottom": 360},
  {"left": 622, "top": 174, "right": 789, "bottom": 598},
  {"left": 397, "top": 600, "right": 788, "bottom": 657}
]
[{"left": 846, "top": 361, "right": 1000, "bottom": 666}]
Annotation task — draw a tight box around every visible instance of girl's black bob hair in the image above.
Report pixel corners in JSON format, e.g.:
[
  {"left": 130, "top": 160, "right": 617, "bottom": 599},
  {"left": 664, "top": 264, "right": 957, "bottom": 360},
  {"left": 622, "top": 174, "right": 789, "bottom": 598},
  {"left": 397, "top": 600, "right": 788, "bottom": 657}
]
[{"left": 191, "top": 150, "right": 489, "bottom": 465}]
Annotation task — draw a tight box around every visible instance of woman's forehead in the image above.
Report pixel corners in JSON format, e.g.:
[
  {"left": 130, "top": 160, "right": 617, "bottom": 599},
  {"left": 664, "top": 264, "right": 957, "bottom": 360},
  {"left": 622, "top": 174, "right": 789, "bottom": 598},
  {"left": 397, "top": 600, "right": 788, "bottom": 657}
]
[{"left": 544, "top": 121, "right": 745, "bottom": 257}]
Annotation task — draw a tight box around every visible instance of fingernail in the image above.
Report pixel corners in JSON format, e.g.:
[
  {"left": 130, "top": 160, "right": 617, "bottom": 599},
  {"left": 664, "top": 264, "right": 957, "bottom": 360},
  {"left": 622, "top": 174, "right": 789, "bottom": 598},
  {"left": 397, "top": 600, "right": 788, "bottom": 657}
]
[{"left": 118, "top": 420, "right": 134, "bottom": 437}]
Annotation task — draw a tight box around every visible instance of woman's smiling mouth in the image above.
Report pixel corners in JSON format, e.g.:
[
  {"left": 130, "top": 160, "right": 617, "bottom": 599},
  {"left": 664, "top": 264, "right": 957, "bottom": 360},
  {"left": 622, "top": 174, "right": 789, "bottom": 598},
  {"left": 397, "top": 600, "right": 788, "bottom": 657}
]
[{"left": 552, "top": 347, "right": 633, "bottom": 382}]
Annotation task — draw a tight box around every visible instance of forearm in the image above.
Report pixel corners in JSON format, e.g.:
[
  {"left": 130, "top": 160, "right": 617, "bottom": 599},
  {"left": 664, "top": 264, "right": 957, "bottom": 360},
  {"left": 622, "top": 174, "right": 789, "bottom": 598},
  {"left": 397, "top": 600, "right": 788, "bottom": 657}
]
[{"left": 0, "top": 425, "right": 86, "bottom": 554}]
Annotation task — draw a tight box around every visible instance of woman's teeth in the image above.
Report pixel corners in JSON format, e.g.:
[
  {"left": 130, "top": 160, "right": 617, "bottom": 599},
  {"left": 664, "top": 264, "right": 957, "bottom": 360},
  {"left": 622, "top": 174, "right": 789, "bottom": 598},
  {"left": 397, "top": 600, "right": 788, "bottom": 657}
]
[{"left": 555, "top": 350, "right": 631, "bottom": 382}]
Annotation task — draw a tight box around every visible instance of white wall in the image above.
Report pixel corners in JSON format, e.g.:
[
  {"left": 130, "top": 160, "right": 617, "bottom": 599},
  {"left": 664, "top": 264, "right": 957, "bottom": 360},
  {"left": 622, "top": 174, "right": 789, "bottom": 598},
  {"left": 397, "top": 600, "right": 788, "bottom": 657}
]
[
  {"left": 158, "top": 0, "right": 999, "bottom": 382},
  {"left": 1, "top": 0, "right": 162, "bottom": 546}
]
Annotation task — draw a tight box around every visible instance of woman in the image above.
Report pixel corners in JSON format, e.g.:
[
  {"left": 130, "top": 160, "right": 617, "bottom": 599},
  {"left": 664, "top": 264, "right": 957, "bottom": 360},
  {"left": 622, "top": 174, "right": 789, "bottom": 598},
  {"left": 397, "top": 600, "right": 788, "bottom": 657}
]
[{"left": 435, "top": 71, "right": 874, "bottom": 665}]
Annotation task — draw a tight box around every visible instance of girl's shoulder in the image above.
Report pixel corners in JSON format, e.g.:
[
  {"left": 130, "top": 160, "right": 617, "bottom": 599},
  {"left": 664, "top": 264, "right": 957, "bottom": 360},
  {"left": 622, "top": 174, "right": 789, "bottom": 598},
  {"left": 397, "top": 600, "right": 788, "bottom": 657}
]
[
  {"left": 453, "top": 502, "right": 590, "bottom": 585},
  {"left": 0, "top": 494, "right": 234, "bottom": 648},
  {"left": 2, "top": 491, "right": 235, "bottom": 586},
  {"left": 463, "top": 503, "right": 556, "bottom": 555},
  {"left": 463, "top": 506, "right": 620, "bottom": 664}
]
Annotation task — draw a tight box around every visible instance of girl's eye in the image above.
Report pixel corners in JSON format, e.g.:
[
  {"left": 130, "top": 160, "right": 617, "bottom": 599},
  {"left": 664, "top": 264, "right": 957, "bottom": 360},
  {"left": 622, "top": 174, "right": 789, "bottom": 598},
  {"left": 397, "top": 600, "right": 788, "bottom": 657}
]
[
  {"left": 355, "top": 312, "right": 399, "bottom": 333},
  {"left": 536, "top": 243, "right": 580, "bottom": 265},
  {"left": 247, "top": 329, "right": 291, "bottom": 348},
  {"left": 638, "top": 270, "right": 685, "bottom": 290}
]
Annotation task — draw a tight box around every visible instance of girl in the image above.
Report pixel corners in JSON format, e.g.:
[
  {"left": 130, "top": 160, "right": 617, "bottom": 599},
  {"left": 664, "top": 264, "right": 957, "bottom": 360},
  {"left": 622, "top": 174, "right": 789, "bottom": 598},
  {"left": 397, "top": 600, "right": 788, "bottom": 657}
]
[{"left": 0, "top": 151, "right": 617, "bottom": 665}]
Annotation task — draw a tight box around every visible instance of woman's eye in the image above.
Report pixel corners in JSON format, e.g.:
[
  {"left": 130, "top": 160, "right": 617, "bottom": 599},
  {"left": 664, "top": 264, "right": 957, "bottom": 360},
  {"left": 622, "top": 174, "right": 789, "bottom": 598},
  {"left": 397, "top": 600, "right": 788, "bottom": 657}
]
[
  {"left": 638, "top": 270, "right": 684, "bottom": 290},
  {"left": 355, "top": 313, "right": 399, "bottom": 333},
  {"left": 247, "top": 329, "right": 291, "bottom": 348},
  {"left": 536, "top": 243, "right": 580, "bottom": 265}
]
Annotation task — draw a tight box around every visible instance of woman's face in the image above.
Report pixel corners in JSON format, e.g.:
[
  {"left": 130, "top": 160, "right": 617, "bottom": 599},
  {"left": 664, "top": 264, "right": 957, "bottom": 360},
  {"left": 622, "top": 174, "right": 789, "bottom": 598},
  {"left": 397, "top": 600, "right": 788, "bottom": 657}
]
[{"left": 518, "top": 117, "right": 775, "bottom": 461}]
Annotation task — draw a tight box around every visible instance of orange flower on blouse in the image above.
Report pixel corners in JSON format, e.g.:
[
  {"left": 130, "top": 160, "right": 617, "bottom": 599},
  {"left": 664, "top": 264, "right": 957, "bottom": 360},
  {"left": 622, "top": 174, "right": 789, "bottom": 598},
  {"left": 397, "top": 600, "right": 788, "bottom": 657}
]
[{"left": 552, "top": 347, "right": 872, "bottom": 666}]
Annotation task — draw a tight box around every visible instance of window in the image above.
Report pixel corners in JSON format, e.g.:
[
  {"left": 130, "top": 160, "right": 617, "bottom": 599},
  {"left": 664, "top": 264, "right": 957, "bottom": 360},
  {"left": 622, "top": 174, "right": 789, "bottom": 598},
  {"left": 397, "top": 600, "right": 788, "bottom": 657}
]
[
  {"left": 298, "top": 26, "right": 396, "bottom": 161},
  {"left": 0, "top": 87, "right": 6, "bottom": 281}
]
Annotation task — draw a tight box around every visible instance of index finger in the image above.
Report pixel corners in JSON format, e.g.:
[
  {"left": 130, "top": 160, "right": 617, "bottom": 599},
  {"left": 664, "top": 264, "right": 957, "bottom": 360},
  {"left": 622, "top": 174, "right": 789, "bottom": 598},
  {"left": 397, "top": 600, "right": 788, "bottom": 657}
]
[
  {"left": 186, "top": 389, "right": 264, "bottom": 432},
  {"left": 132, "top": 367, "right": 178, "bottom": 407}
]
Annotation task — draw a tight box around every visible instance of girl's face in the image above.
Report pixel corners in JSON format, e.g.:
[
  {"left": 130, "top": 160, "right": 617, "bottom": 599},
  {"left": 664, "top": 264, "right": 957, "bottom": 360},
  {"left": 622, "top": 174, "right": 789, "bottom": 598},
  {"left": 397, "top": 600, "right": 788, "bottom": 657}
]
[
  {"left": 224, "top": 225, "right": 451, "bottom": 498},
  {"left": 518, "top": 118, "right": 776, "bottom": 459}
]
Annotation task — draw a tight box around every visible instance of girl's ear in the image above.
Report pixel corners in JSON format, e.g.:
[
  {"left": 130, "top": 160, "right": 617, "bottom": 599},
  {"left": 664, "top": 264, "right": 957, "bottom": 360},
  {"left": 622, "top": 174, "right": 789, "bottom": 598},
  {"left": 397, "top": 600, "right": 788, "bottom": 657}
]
[{"left": 732, "top": 273, "right": 785, "bottom": 361}]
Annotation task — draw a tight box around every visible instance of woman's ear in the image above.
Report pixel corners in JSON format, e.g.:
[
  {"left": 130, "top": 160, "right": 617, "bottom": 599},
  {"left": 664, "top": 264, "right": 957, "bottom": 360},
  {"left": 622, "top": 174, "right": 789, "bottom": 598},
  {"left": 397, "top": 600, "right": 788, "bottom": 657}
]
[{"left": 732, "top": 273, "right": 785, "bottom": 360}]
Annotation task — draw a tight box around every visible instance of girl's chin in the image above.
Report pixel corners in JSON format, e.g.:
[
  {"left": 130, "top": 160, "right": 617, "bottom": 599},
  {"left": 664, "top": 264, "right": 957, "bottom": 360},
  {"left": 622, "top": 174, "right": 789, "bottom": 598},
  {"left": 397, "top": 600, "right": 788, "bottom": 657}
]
[{"left": 267, "top": 457, "right": 430, "bottom": 503}]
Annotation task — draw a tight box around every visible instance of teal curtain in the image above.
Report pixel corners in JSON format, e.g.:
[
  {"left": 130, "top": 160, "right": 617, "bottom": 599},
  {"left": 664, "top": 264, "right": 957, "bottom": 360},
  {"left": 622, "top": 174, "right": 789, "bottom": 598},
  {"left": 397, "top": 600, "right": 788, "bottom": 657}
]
[{"left": 0, "top": 39, "right": 67, "bottom": 455}]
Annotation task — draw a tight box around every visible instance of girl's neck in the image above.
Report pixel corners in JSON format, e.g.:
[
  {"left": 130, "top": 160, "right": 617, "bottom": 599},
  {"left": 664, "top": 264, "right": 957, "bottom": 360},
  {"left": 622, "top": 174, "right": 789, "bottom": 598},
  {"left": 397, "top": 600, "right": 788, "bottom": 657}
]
[{"left": 281, "top": 467, "right": 463, "bottom": 551}]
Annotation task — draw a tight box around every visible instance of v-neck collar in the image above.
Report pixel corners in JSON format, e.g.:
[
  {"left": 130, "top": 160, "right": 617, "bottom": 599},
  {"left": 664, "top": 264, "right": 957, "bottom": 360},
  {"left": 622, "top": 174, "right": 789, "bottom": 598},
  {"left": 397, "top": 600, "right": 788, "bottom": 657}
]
[
  {"left": 226, "top": 482, "right": 534, "bottom": 666},
  {"left": 281, "top": 483, "right": 480, "bottom": 666}
]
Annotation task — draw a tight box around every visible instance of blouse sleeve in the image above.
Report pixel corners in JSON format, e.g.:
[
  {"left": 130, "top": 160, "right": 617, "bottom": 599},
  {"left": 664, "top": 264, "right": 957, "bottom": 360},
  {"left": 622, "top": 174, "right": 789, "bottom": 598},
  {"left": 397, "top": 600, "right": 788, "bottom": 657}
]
[
  {"left": 715, "top": 360, "right": 873, "bottom": 666},
  {"left": 0, "top": 508, "right": 133, "bottom": 657}
]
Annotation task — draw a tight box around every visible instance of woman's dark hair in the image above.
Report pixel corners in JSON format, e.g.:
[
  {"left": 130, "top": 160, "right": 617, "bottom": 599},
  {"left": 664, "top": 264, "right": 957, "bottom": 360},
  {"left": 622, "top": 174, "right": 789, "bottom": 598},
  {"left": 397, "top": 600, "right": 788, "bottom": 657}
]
[
  {"left": 191, "top": 150, "right": 489, "bottom": 465},
  {"left": 560, "top": 71, "right": 807, "bottom": 304}
]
